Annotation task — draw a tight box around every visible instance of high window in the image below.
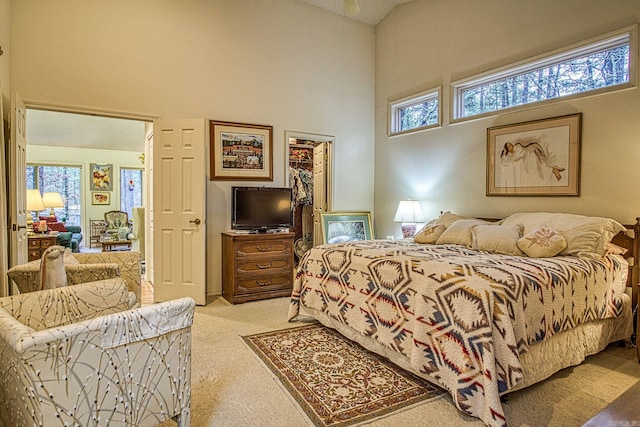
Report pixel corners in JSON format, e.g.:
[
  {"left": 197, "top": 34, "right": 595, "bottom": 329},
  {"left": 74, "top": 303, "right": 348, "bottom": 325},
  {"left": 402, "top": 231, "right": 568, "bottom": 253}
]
[
  {"left": 120, "top": 168, "right": 143, "bottom": 218},
  {"left": 26, "top": 165, "right": 82, "bottom": 225},
  {"left": 452, "top": 27, "right": 635, "bottom": 121},
  {"left": 388, "top": 87, "right": 441, "bottom": 136}
]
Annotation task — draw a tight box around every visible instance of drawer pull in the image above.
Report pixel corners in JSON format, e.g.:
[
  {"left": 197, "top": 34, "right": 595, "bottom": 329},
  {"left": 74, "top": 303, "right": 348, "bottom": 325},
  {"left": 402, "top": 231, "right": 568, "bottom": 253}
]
[
  {"left": 256, "top": 279, "right": 272, "bottom": 286},
  {"left": 256, "top": 245, "right": 273, "bottom": 252},
  {"left": 256, "top": 262, "right": 272, "bottom": 269}
]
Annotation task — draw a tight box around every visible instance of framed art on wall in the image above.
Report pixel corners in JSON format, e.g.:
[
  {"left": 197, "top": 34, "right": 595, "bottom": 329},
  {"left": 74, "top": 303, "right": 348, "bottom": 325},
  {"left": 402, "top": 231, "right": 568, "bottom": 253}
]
[
  {"left": 90, "top": 163, "right": 113, "bottom": 191},
  {"left": 320, "top": 212, "right": 374, "bottom": 244},
  {"left": 91, "top": 192, "right": 110, "bottom": 205},
  {"left": 486, "top": 113, "right": 581, "bottom": 196},
  {"left": 209, "top": 120, "right": 273, "bottom": 181}
]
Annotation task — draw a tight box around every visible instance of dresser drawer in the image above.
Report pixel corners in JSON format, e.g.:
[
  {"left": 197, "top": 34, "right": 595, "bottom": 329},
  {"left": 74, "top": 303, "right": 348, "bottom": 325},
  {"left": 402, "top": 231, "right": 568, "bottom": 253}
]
[
  {"left": 28, "top": 239, "right": 42, "bottom": 249},
  {"left": 236, "top": 274, "right": 293, "bottom": 294},
  {"left": 235, "top": 240, "right": 292, "bottom": 257},
  {"left": 235, "top": 258, "right": 292, "bottom": 274}
]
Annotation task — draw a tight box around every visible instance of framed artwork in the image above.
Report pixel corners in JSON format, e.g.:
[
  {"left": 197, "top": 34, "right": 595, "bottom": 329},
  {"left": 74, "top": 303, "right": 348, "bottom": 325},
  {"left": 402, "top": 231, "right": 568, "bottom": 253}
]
[
  {"left": 486, "top": 113, "right": 581, "bottom": 196},
  {"left": 209, "top": 120, "right": 273, "bottom": 181},
  {"left": 90, "top": 163, "right": 113, "bottom": 191},
  {"left": 91, "top": 192, "right": 110, "bottom": 205},
  {"left": 320, "top": 212, "right": 374, "bottom": 244}
]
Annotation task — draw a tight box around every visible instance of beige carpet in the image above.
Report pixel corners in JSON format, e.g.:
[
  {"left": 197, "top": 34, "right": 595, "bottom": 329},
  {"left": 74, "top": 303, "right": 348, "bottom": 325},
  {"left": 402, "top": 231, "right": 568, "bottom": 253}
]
[{"left": 164, "top": 296, "right": 640, "bottom": 427}]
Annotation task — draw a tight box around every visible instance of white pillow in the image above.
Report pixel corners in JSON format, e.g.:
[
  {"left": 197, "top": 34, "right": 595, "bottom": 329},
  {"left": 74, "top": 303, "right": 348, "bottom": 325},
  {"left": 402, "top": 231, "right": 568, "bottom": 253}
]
[
  {"left": 436, "top": 219, "right": 488, "bottom": 246},
  {"left": 413, "top": 224, "right": 446, "bottom": 244},
  {"left": 434, "top": 211, "right": 469, "bottom": 227},
  {"left": 501, "top": 212, "right": 624, "bottom": 256},
  {"left": 39, "top": 245, "right": 67, "bottom": 290},
  {"left": 471, "top": 224, "right": 523, "bottom": 256},
  {"left": 517, "top": 227, "right": 567, "bottom": 258}
]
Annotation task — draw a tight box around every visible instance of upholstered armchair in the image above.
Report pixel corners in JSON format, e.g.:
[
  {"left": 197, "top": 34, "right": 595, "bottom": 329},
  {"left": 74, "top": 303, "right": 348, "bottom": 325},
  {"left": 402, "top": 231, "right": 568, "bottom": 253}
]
[
  {"left": 104, "top": 210, "right": 133, "bottom": 240},
  {"left": 0, "top": 279, "right": 194, "bottom": 427},
  {"left": 7, "top": 250, "right": 142, "bottom": 301}
]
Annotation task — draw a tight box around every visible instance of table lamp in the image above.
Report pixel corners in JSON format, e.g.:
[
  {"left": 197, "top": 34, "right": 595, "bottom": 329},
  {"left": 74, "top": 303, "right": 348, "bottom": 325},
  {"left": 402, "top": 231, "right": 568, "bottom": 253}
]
[
  {"left": 393, "top": 200, "right": 425, "bottom": 238},
  {"left": 42, "top": 192, "right": 64, "bottom": 218},
  {"left": 26, "top": 189, "right": 45, "bottom": 231}
]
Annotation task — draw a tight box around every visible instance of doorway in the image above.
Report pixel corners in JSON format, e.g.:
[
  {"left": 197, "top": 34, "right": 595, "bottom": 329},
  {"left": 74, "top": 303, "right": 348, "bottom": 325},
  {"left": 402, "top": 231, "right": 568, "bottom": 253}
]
[{"left": 285, "top": 131, "right": 334, "bottom": 264}]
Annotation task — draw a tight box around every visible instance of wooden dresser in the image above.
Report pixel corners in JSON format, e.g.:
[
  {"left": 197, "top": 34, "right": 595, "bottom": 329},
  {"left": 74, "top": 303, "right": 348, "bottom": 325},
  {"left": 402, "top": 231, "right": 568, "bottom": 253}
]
[
  {"left": 27, "top": 234, "right": 58, "bottom": 262},
  {"left": 222, "top": 232, "right": 295, "bottom": 304}
]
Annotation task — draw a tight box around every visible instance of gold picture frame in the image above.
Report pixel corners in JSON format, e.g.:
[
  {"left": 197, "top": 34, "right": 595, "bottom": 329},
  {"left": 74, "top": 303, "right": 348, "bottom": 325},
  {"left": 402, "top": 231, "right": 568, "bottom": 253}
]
[
  {"left": 486, "top": 113, "right": 581, "bottom": 196},
  {"left": 209, "top": 120, "right": 273, "bottom": 181}
]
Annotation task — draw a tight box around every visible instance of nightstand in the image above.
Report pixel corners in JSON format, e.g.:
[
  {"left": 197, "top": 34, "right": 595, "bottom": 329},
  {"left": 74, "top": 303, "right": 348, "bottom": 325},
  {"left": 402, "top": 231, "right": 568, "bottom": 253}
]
[{"left": 27, "top": 234, "right": 59, "bottom": 262}]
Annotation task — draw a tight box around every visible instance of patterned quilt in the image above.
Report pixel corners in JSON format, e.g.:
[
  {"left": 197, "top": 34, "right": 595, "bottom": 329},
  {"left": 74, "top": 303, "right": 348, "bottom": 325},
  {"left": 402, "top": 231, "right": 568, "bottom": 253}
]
[{"left": 288, "top": 240, "right": 628, "bottom": 427}]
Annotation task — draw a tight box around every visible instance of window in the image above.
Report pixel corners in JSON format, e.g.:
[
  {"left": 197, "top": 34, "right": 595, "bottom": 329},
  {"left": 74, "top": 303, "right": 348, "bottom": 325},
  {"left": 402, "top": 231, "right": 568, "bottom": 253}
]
[
  {"left": 389, "top": 87, "right": 441, "bottom": 136},
  {"left": 453, "top": 26, "right": 635, "bottom": 120},
  {"left": 120, "top": 168, "right": 143, "bottom": 218},
  {"left": 27, "top": 165, "right": 82, "bottom": 225}
]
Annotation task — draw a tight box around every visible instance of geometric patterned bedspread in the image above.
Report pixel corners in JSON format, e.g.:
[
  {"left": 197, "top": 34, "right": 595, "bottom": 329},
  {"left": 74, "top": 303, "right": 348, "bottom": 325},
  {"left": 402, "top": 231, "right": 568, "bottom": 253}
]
[{"left": 288, "top": 239, "right": 629, "bottom": 427}]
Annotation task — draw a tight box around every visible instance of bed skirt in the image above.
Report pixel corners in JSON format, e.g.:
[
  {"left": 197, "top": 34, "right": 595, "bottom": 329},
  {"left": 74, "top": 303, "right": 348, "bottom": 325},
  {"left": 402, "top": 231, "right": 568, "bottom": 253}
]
[{"left": 296, "top": 292, "right": 633, "bottom": 397}]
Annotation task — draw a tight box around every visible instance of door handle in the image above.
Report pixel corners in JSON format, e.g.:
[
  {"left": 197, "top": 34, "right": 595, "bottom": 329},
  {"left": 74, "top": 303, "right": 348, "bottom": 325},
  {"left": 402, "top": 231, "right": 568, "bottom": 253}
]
[{"left": 189, "top": 219, "right": 201, "bottom": 225}]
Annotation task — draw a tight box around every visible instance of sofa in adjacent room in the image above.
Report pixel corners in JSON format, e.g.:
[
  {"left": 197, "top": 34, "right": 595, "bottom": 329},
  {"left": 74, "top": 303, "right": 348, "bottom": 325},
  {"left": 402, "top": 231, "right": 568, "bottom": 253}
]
[{"left": 39, "top": 216, "right": 83, "bottom": 252}]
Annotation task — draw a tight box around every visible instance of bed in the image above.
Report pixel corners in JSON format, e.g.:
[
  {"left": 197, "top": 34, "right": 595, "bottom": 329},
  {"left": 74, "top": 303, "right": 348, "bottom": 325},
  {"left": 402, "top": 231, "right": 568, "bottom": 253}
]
[{"left": 288, "top": 211, "right": 639, "bottom": 427}]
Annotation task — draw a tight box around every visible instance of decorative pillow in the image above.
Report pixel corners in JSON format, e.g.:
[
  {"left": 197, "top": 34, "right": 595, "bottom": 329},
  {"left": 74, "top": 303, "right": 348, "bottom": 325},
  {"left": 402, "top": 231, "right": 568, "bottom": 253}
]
[
  {"left": 413, "top": 224, "right": 446, "bottom": 244},
  {"left": 517, "top": 227, "right": 567, "bottom": 258},
  {"left": 434, "top": 211, "right": 469, "bottom": 228},
  {"left": 436, "top": 219, "right": 488, "bottom": 246},
  {"left": 471, "top": 224, "right": 523, "bottom": 256},
  {"left": 47, "top": 222, "right": 68, "bottom": 232},
  {"left": 501, "top": 212, "right": 624, "bottom": 256},
  {"left": 39, "top": 245, "right": 67, "bottom": 290},
  {"left": 63, "top": 247, "right": 80, "bottom": 264}
]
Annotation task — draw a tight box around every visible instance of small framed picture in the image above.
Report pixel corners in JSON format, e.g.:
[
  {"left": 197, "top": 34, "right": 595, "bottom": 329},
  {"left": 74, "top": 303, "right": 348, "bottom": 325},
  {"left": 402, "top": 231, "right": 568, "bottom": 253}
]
[
  {"left": 320, "top": 212, "right": 374, "bottom": 244},
  {"left": 92, "top": 192, "right": 110, "bottom": 205}
]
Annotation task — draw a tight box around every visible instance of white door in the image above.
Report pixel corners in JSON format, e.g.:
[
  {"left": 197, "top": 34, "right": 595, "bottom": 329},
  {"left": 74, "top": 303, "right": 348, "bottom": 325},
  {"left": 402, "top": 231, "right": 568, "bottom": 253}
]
[
  {"left": 152, "top": 119, "right": 206, "bottom": 305},
  {"left": 313, "top": 142, "right": 332, "bottom": 247},
  {"left": 0, "top": 84, "right": 8, "bottom": 296},
  {"left": 8, "top": 92, "right": 28, "bottom": 272}
]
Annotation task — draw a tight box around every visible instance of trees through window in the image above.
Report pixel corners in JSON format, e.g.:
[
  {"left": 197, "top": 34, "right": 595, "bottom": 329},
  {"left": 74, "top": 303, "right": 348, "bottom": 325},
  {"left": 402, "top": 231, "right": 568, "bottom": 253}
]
[{"left": 453, "top": 29, "right": 633, "bottom": 120}]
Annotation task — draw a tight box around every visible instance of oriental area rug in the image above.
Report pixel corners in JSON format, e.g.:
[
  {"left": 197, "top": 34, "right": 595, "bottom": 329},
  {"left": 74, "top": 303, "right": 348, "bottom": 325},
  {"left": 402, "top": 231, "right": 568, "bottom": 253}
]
[{"left": 242, "top": 323, "right": 445, "bottom": 427}]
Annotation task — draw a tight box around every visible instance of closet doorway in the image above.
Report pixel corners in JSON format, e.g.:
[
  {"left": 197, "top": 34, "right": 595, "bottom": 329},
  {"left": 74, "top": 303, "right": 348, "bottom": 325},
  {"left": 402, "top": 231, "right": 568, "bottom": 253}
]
[{"left": 286, "top": 131, "right": 334, "bottom": 264}]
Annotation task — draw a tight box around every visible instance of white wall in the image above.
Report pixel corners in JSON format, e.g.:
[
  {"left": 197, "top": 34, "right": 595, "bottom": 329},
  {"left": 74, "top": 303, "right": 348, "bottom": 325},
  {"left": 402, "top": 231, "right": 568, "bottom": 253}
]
[
  {"left": 11, "top": 0, "right": 376, "bottom": 297},
  {"left": 375, "top": 0, "right": 640, "bottom": 238},
  {"left": 27, "top": 145, "right": 144, "bottom": 247}
]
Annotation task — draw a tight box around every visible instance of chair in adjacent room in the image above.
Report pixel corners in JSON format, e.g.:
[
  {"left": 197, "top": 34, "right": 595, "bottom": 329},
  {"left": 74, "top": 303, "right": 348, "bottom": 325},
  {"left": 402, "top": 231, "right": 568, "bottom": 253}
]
[{"left": 104, "top": 210, "right": 133, "bottom": 241}]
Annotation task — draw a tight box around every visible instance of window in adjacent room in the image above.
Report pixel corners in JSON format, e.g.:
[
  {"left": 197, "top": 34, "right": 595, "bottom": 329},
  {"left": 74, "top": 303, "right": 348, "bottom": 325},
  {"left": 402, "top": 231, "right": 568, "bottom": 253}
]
[
  {"left": 452, "top": 25, "right": 636, "bottom": 121},
  {"left": 120, "top": 168, "right": 143, "bottom": 218},
  {"left": 388, "top": 87, "right": 441, "bottom": 136},
  {"left": 26, "top": 164, "right": 82, "bottom": 225}
]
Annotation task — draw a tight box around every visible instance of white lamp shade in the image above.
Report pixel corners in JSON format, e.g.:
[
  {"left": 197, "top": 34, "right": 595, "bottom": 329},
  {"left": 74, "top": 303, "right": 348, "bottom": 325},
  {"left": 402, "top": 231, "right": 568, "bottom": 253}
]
[
  {"left": 26, "top": 189, "right": 45, "bottom": 211},
  {"left": 393, "top": 200, "right": 425, "bottom": 223},
  {"left": 42, "top": 192, "right": 64, "bottom": 209}
]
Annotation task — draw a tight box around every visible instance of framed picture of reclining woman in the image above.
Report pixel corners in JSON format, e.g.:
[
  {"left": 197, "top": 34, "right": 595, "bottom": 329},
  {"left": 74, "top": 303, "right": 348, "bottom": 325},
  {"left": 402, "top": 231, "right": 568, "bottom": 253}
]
[{"left": 486, "top": 113, "right": 581, "bottom": 196}]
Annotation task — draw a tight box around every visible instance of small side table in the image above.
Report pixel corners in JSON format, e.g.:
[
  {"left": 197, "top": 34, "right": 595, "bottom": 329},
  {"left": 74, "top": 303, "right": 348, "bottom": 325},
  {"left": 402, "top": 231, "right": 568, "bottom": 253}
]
[
  {"left": 100, "top": 239, "right": 132, "bottom": 252},
  {"left": 27, "top": 234, "right": 59, "bottom": 261}
]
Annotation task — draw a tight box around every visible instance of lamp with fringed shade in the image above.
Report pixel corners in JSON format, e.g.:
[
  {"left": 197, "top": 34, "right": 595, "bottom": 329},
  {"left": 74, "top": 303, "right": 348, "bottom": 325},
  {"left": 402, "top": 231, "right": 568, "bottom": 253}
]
[{"left": 393, "top": 200, "right": 425, "bottom": 238}]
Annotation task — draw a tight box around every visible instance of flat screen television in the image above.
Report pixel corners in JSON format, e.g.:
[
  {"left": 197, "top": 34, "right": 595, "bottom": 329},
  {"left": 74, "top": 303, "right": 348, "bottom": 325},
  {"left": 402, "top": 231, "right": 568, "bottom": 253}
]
[{"left": 231, "top": 186, "right": 293, "bottom": 232}]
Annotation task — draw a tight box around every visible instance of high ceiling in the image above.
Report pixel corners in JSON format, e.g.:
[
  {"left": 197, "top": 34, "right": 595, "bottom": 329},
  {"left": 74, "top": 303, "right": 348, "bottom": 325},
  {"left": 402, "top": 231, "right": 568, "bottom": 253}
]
[
  {"left": 25, "top": 1, "right": 412, "bottom": 153},
  {"left": 299, "top": 0, "right": 414, "bottom": 25}
]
